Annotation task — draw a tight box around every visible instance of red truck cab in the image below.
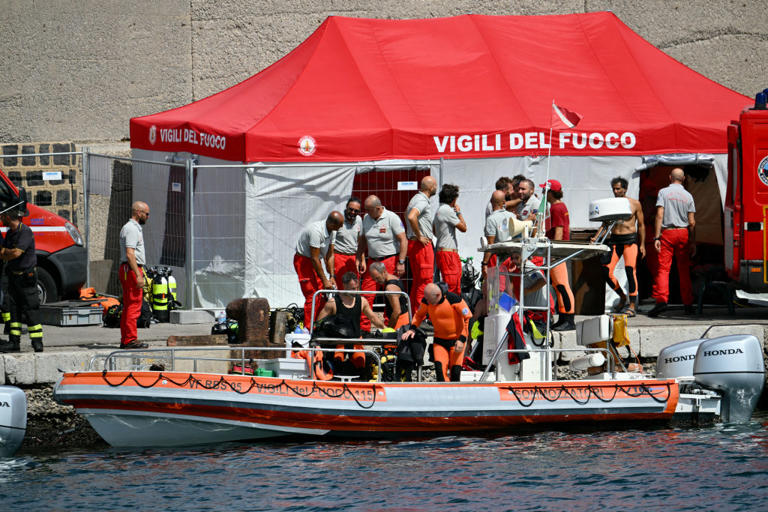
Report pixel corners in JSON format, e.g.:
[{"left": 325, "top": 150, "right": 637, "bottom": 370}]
[
  {"left": 0, "top": 169, "right": 86, "bottom": 302},
  {"left": 725, "top": 92, "right": 768, "bottom": 292}
]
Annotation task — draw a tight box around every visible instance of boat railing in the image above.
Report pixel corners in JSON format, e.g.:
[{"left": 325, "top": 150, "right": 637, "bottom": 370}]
[
  {"left": 481, "top": 347, "right": 619, "bottom": 382},
  {"left": 309, "top": 288, "right": 413, "bottom": 337},
  {"left": 92, "top": 345, "right": 383, "bottom": 381}
]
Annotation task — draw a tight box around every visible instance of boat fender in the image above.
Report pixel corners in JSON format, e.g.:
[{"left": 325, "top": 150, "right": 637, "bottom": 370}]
[{"left": 570, "top": 353, "right": 606, "bottom": 371}]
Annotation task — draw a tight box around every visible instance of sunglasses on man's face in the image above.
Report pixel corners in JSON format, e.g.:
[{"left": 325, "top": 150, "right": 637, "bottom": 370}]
[{"left": 346, "top": 208, "right": 361, "bottom": 214}]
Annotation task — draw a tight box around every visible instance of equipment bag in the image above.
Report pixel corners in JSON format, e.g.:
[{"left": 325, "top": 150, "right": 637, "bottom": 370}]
[{"left": 103, "top": 300, "right": 153, "bottom": 329}]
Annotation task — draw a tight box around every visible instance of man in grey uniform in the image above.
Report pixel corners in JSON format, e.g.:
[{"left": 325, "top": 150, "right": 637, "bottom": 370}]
[
  {"left": 406, "top": 175, "right": 438, "bottom": 307},
  {"left": 119, "top": 201, "right": 150, "bottom": 349},
  {"left": 294, "top": 211, "right": 344, "bottom": 327},
  {"left": 333, "top": 197, "right": 363, "bottom": 289},
  {"left": 648, "top": 167, "right": 696, "bottom": 317},
  {"left": 482, "top": 190, "right": 534, "bottom": 278},
  {"left": 433, "top": 183, "right": 467, "bottom": 294},
  {"left": 357, "top": 195, "right": 407, "bottom": 331},
  {"left": 515, "top": 178, "right": 539, "bottom": 220}
]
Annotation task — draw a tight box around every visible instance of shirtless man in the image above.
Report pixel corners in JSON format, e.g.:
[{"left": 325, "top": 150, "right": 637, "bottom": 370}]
[{"left": 591, "top": 177, "right": 645, "bottom": 315}]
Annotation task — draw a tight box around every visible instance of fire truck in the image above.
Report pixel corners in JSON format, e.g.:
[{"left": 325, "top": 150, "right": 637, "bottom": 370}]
[
  {"left": 0, "top": 169, "right": 86, "bottom": 303},
  {"left": 725, "top": 90, "right": 768, "bottom": 293}
]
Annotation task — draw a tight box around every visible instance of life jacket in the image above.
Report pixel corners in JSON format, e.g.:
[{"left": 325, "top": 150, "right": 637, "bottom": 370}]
[{"left": 291, "top": 348, "right": 333, "bottom": 380}]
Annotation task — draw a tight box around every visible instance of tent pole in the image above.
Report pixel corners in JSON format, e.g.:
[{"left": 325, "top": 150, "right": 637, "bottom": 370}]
[
  {"left": 81, "top": 146, "right": 90, "bottom": 288},
  {"left": 185, "top": 158, "right": 195, "bottom": 310}
]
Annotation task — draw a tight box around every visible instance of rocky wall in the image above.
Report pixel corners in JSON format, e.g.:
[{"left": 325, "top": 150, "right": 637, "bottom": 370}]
[{"left": 0, "top": 1, "right": 765, "bottom": 146}]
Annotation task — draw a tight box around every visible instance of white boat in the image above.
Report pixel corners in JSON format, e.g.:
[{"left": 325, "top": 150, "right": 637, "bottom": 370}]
[
  {"left": 53, "top": 214, "right": 765, "bottom": 447},
  {"left": 0, "top": 385, "right": 26, "bottom": 457}
]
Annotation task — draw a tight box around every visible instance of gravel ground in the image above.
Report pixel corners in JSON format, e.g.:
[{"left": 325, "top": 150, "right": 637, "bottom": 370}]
[{"left": 20, "top": 386, "right": 106, "bottom": 452}]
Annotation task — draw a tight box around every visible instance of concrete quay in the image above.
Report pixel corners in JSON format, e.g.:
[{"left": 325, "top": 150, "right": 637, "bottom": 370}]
[
  {"left": 2, "top": 306, "right": 767, "bottom": 385},
  {"left": 555, "top": 305, "right": 768, "bottom": 361}
]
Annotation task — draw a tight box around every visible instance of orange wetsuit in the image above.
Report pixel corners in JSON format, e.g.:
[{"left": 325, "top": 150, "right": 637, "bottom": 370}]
[{"left": 412, "top": 291, "right": 472, "bottom": 381}]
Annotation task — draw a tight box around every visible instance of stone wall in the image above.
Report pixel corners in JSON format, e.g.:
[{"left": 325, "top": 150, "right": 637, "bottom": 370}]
[
  {"left": 0, "top": 1, "right": 765, "bottom": 145},
  {"left": 0, "top": 142, "right": 82, "bottom": 227}
]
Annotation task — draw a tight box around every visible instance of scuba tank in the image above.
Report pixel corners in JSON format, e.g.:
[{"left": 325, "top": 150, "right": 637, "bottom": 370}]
[
  {"left": 150, "top": 266, "right": 170, "bottom": 322},
  {"left": 166, "top": 267, "right": 179, "bottom": 309}
]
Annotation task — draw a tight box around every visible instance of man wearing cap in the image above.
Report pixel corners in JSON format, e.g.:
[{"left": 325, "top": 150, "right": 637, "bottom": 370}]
[
  {"left": 405, "top": 176, "right": 438, "bottom": 307},
  {"left": 433, "top": 184, "right": 467, "bottom": 294},
  {"left": 333, "top": 197, "right": 363, "bottom": 289},
  {"left": 294, "top": 211, "right": 344, "bottom": 327},
  {"left": 648, "top": 168, "right": 696, "bottom": 317},
  {"left": 357, "top": 195, "right": 408, "bottom": 330},
  {"left": 543, "top": 179, "right": 576, "bottom": 331},
  {"left": 0, "top": 202, "right": 43, "bottom": 353},
  {"left": 118, "top": 201, "right": 150, "bottom": 349}
]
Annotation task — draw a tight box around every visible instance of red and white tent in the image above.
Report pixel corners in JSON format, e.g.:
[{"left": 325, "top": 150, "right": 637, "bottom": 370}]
[{"left": 129, "top": 12, "right": 750, "bottom": 307}]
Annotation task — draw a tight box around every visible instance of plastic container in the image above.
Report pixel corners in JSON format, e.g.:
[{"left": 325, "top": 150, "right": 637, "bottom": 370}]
[
  {"left": 284, "top": 332, "right": 312, "bottom": 357},
  {"left": 40, "top": 305, "right": 103, "bottom": 326}
]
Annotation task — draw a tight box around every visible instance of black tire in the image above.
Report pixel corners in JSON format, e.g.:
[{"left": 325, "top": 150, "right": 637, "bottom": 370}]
[{"left": 36, "top": 267, "right": 58, "bottom": 305}]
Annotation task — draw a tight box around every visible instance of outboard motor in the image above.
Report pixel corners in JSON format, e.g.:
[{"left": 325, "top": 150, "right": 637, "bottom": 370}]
[
  {"left": 693, "top": 335, "right": 765, "bottom": 423},
  {"left": 656, "top": 338, "right": 707, "bottom": 379},
  {"left": 0, "top": 385, "right": 26, "bottom": 457}
]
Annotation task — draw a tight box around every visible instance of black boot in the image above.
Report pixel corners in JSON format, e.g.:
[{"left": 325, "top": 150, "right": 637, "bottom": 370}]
[
  {"left": 647, "top": 302, "right": 667, "bottom": 318},
  {"left": 552, "top": 313, "right": 575, "bottom": 331},
  {"left": 31, "top": 339, "right": 43, "bottom": 353},
  {"left": 0, "top": 340, "right": 20, "bottom": 353}
]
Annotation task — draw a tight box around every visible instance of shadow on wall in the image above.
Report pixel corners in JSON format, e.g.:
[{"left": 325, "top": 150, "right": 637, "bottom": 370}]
[{"left": 103, "top": 161, "right": 133, "bottom": 296}]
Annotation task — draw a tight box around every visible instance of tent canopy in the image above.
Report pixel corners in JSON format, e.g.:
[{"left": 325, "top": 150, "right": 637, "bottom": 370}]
[{"left": 130, "top": 12, "right": 750, "bottom": 162}]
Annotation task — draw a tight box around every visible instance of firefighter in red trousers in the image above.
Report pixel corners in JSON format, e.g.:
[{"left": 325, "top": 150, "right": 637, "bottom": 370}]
[
  {"left": 294, "top": 211, "right": 344, "bottom": 327},
  {"left": 357, "top": 195, "right": 407, "bottom": 331},
  {"left": 649, "top": 167, "right": 696, "bottom": 317},
  {"left": 333, "top": 197, "right": 362, "bottom": 289},
  {"left": 402, "top": 282, "right": 472, "bottom": 382},
  {"left": 119, "top": 201, "right": 150, "bottom": 349},
  {"left": 433, "top": 184, "right": 467, "bottom": 294},
  {"left": 405, "top": 176, "right": 438, "bottom": 307}
]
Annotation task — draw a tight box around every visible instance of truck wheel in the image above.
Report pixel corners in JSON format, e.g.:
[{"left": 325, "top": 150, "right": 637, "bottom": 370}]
[{"left": 36, "top": 267, "right": 59, "bottom": 304}]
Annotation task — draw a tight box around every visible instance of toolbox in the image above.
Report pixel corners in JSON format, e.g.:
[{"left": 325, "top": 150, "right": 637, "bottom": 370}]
[{"left": 39, "top": 301, "right": 103, "bottom": 326}]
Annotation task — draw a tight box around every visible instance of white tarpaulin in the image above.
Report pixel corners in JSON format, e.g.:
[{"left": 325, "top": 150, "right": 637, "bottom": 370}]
[{"left": 131, "top": 150, "right": 728, "bottom": 309}]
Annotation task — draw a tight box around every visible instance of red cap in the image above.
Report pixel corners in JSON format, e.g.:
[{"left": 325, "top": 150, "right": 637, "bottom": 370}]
[{"left": 540, "top": 179, "right": 562, "bottom": 192}]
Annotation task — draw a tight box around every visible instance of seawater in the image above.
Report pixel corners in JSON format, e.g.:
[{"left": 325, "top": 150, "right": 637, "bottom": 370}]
[{"left": 2, "top": 411, "right": 767, "bottom": 511}]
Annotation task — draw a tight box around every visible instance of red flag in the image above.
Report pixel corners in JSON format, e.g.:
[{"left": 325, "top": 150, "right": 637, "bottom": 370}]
[{"left": 551, "top": 102, "right": 582, "bottom": 129}]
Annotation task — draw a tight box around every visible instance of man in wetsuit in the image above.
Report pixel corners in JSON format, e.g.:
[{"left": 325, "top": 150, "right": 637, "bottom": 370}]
[
  {"left": 402, "top": 283, "right": 472, "bottom": 382},
  {"left": 543, "top": 179, "right": 575, "bottom": 331},
  {"left": 368, "top": 261, "right": 411, "bottom": 329},
  {"left": 591, "top": 177, "right": 645, "bottom": 315},
  {"left": 315, "top": 271, "right": 386, "bottom": 375}
]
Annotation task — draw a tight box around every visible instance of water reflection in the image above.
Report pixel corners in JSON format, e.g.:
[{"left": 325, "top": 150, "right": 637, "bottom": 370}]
[{"left": 1, "top": 412, "right": 766, "bottom": 511}]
